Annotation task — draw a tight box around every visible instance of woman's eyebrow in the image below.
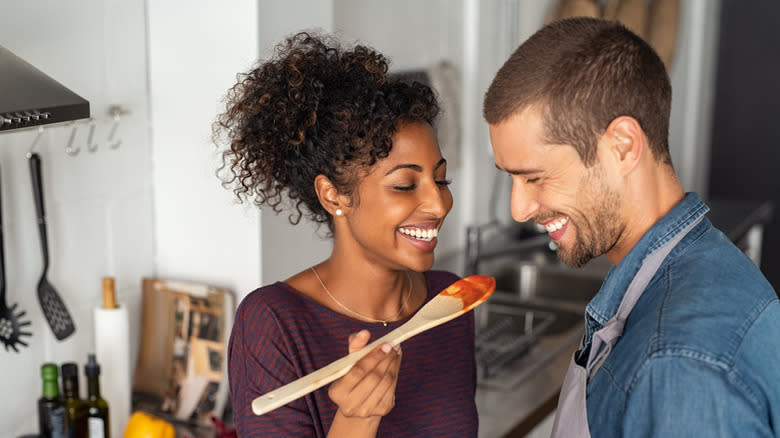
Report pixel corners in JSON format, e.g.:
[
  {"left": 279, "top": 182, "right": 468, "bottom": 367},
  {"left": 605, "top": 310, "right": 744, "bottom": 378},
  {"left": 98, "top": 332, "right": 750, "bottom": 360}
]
[
  {"left": 385, "top": 163, "right": 422, "bottom": 176},
  {"left": 385, "top": 158, "right": 447, "bottom": 176}
]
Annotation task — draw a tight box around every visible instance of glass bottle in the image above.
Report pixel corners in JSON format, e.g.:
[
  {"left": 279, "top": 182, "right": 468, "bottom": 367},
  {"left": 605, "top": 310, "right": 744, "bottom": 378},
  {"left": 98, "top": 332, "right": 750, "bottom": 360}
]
[
  {"left": 38, "top": 363, "right": 66, "bottom": 438},
  {"left": 84, "top": 354, "right": 110, "bottom": 438},
  {"left": 61, "top": 362, "right": 88, "bottom": 438}
]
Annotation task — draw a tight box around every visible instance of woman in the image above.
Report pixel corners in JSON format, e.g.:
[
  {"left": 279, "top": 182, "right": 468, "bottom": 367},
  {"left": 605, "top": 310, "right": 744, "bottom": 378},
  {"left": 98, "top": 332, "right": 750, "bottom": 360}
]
[{"left": 217, "top": 33, "right": 477, "bottom": 437}]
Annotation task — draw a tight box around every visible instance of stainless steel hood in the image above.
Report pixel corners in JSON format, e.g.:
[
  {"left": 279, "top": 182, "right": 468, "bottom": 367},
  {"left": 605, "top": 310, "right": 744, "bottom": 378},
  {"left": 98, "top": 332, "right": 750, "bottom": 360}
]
[{"left": 1, "top": 44, "right": 90, "bottom": 132}]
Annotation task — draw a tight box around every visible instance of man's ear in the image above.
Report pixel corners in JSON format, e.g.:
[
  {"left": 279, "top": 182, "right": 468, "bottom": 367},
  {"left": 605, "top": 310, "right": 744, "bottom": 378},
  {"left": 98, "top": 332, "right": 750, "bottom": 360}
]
[
  {"left": 603, "top": 116, "right": 645, "bottom": 176},
  {"left": 314, "top": 174, "right": 349, "bottom": 217}
]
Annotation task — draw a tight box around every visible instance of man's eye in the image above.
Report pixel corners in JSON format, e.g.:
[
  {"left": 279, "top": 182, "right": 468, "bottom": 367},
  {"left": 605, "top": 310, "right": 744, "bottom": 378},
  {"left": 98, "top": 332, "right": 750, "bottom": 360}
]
[{"left": 526, "top": 177, "right": 540, "bottom": 184}]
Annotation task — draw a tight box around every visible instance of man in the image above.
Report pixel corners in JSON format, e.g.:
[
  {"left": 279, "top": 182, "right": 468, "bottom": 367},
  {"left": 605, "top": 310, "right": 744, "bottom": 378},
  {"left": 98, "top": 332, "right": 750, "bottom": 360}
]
[{"left": 484, "top": 17, "right": 780, "bottom": 437}]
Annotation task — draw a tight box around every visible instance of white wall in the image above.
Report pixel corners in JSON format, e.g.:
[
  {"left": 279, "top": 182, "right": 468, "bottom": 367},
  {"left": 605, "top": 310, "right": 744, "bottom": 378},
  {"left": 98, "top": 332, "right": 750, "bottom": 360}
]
[
  {"left": 148, "top": 0, "right": 261, "bottom": 302},
  {"left": 0, "top": 1, "right": 154, "bottom": 435},
  {"left": 256, "top": 0, "right": 335, "bottom": 284}
]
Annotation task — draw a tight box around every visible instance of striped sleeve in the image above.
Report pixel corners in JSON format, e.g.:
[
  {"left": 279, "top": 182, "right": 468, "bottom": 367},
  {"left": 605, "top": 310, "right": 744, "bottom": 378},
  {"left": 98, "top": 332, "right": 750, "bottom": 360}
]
[{"left": 228, "top": 287, "right": 317, "bottom": 437}]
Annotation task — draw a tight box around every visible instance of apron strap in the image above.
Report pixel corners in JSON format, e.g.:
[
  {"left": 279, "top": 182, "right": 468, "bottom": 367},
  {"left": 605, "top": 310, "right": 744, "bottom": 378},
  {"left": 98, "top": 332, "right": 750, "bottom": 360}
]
[{"left": 586, "top": 215, "right": 704, "bottom": 379}]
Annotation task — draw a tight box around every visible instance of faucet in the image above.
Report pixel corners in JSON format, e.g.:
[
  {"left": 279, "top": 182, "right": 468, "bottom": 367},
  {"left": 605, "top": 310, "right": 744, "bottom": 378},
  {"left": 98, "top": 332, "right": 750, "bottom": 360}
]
[{"left": 464, "top": 221, "right": 554, "bottom": 276}]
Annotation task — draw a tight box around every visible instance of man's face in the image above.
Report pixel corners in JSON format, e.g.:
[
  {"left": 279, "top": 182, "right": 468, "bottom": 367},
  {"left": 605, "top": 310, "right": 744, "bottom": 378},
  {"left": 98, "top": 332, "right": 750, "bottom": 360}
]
[{"left": 488, "top": 106, "right": 625, "bottom": 267}]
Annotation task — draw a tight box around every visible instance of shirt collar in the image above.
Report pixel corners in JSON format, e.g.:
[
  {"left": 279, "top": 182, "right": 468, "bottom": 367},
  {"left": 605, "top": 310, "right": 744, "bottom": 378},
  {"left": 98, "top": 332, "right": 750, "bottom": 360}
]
[{"left": 585, "top": 192, "right": 710, "bottom": 328}]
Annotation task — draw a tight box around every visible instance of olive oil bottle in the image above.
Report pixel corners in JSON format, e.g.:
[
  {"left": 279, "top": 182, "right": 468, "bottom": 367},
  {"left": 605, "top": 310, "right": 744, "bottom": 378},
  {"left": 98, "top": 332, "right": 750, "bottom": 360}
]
[
  {"left": 38, "top": 363, "right": 66, "bottom": 438},
  {"left": 61, "top": 362, "right": 88, "bottom": 438},
  {"left": 84, "top": 354, "right": 110, "bottom": 438}
]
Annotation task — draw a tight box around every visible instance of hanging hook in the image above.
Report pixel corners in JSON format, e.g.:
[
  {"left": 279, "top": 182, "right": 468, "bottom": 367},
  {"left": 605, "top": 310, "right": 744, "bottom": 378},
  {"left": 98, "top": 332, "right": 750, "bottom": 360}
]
[
  {"left": 107, "top": 106, "right": 127, "bottom": 150},
  {"left": 65, "top": 122, "right": 80, "bottom": 156},
  {"left": 27, "top": 126, "right": 45, "bottom": 157},
  {"left": 86, "top": 118, "right": 99, "bottom": 153}
]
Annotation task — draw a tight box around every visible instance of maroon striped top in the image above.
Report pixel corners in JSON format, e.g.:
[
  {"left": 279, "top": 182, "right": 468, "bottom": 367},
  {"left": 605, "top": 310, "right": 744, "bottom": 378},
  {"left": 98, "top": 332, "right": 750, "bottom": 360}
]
[{"left": 228, "top": 270, "right": 478, "bottom": 437}]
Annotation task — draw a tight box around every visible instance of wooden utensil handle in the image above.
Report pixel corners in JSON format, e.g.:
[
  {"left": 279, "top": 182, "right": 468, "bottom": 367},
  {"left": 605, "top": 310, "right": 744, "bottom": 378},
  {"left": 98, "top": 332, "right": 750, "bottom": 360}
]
[{"left": 251, "top": 337, "right": 386, "bottom": 415}]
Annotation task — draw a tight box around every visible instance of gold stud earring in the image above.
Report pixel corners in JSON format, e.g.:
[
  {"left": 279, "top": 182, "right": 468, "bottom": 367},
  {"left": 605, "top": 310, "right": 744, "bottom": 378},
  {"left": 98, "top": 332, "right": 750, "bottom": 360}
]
[{"left": 335, "top": 209, "right": 342, "bottom": 216}]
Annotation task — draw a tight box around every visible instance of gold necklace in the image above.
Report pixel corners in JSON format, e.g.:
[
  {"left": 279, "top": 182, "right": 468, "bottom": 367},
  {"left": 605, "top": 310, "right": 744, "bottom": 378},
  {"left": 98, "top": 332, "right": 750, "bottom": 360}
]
[{"left": 311, "top": 267, "right": 412, "bottom": 327}]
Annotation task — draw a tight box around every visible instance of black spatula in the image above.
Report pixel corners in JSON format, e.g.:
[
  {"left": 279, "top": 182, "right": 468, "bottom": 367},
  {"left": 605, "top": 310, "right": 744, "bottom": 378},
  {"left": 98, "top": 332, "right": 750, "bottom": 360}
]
[
  {"left": 0, "top": 165, "right": 32, "bottom": 351},
  {"left": 29, "top": 153, "right": 75, "bottom": 340}
]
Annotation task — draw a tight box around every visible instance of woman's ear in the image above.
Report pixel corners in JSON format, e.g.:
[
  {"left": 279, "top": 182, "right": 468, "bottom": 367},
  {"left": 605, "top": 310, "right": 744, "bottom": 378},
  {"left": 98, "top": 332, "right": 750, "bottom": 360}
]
[
  {"left": 603, "top": 116, "right": 645, "bottom": 176},
  {"left": 314, "top": 174, "right": 348, "bottom": 217}
]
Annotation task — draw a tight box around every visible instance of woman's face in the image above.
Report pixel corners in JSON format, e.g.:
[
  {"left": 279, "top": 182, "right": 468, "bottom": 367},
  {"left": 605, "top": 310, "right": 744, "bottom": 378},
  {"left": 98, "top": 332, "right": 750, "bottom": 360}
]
[{"left": 341, "top": 121, "right": 453, "bottom": 272}]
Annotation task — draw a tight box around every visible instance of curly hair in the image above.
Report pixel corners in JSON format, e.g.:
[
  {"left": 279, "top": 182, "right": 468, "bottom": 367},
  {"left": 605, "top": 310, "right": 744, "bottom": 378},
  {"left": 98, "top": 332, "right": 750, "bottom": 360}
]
[{"left": 213, "top": 32, "right": 439, "bottom": 230}]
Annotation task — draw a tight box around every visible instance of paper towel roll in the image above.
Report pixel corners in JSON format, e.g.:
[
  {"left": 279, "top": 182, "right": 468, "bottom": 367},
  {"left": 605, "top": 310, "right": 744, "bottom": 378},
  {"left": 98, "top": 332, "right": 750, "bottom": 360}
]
[{"left": 94, "top": 306, "right": 131, "bottom": 438}]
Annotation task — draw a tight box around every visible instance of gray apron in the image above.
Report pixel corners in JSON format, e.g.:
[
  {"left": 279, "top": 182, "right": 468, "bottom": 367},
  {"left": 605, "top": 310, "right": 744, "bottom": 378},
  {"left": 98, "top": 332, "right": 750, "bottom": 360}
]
[{"left": 550, "top": 216, "right": 703, "bottom": 438}]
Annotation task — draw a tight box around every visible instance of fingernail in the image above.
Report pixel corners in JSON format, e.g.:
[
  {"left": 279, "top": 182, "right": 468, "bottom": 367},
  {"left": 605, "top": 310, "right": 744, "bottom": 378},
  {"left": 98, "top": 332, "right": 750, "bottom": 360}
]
[
  {"left": 393, "top": 344, "right": 401, "bottom": 355},
  {"left": 381, "top": 344, "right": 392, "bottom": 354}
]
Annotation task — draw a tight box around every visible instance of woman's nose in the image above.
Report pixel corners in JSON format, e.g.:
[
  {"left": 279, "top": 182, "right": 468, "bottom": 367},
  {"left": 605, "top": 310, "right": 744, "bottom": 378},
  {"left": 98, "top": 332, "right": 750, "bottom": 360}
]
[
  {"left": 510, "top": 180, "right": 539, "bottom": 223},
  {"left": 421, "top": 181, "right": 451, "bottom": 218}
]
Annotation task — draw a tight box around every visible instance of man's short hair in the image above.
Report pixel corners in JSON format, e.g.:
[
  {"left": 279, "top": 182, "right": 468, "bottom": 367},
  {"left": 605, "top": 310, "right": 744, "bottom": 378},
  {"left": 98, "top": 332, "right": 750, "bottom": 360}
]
[{"left": 483, "top": 17, "right": 672, "bottom": 166}]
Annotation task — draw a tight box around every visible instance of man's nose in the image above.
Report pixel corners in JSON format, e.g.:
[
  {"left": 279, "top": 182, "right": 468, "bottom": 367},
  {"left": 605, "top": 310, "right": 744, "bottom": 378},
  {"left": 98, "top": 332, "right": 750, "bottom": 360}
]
[{"left": 510, "top": 180, "right": 539, "bottom": 223}]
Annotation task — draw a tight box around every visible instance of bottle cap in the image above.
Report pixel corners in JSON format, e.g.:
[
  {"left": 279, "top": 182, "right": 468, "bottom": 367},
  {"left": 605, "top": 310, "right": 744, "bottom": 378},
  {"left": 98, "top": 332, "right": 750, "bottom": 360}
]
[
  {"left": 61, "top": 362, "right": 78, "bottom": 379},
  {"left": 84, "top": 353, "right": 101, "bottom": 378},
  {"left": 61, "top": 362, "right": 80, "bottom": 393},
  {"left": 41, "top": 363, "right": 58, "bottom": 380}
]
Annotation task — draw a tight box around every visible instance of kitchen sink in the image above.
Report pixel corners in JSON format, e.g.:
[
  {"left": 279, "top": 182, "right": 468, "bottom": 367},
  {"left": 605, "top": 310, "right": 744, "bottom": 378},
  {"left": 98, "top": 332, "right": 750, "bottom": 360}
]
[
  {"left": 490, "top": 260, "right": 606, "bottom": 304},
  {"left": 474, "top": 255, "right": 609, "bottom": 389}
]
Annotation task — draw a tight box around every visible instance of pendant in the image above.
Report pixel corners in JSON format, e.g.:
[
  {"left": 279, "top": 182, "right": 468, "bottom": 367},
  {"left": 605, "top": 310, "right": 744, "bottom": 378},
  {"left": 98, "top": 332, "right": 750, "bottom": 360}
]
[{"left": 382, "top": 322, "right": 387, "bottom": 327}]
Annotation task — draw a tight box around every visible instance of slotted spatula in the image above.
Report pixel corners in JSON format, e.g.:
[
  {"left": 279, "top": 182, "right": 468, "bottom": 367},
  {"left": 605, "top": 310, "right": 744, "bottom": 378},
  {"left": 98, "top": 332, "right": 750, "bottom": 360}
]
[
  {"left": 0, "top": 165, "right": 32, "bottom": 351},
  {"left": 252, "top": 274, "right": 496, "bottom": 416},
  {"left": 28, "top": 153, "right": 75, "bottom": 340}
]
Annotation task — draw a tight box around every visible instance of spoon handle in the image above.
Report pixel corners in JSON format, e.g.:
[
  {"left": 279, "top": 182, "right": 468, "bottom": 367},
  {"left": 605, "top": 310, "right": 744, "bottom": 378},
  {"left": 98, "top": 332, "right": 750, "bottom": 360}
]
[{"left": 251, "top": 334, "right": 390, "bottom": 415}]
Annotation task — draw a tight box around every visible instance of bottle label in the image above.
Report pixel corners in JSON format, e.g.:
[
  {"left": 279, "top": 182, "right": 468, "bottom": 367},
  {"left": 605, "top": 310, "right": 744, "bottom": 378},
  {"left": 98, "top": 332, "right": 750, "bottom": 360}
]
[
  {"left": 51, "top": 407, "right": 66, "bottom": 438},
  {"left": 88, "top": 417, "right": 105, "bottom": 438}
]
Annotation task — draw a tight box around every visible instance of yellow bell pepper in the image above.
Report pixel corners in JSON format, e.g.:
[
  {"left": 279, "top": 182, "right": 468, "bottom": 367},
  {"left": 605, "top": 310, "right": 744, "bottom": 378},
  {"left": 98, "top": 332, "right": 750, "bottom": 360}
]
[{"left": 123, "top": 411, "right": 175, "bottom": 438}]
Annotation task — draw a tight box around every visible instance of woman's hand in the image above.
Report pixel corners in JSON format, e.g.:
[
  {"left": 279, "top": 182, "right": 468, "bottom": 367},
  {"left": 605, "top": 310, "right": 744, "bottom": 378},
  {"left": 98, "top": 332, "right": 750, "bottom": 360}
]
[{"left": 327, "top": 329, "right": 402, "bottom": 435}]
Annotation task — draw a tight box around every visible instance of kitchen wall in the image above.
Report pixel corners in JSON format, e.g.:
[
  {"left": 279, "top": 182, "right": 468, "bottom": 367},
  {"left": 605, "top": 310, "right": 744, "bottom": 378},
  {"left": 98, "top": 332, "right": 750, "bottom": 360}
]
[
  {"left": 256, "top": 0, "right": 335, "bottom": 284},
  {"left": 147, "top": 2, "right": 261, "bottom": 301},
  {"left": 0, "top": 1, "right": 260, "bottom": 435},
  {"left": 0, "top": 1, "right": 153, "bottom": 434}
]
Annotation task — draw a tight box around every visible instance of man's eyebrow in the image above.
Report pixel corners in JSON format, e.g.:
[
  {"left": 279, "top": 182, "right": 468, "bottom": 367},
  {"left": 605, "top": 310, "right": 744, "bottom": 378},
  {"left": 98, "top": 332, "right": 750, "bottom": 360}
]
[{"left": 494, "top": 163, "right": 542, "bottom": 175}]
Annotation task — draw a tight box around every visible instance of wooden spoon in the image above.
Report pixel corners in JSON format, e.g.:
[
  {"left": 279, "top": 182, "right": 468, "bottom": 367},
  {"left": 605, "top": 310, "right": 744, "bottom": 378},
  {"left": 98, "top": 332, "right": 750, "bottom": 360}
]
[{"left": 251, "top": 274, "right": 496, "bottom": 416}]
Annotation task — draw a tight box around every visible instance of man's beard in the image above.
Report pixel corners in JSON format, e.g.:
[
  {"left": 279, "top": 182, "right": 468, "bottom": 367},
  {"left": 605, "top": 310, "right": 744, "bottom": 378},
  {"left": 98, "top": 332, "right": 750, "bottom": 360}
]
[{"left": 556, "top": 169, "right": 624, "bottom": 268}]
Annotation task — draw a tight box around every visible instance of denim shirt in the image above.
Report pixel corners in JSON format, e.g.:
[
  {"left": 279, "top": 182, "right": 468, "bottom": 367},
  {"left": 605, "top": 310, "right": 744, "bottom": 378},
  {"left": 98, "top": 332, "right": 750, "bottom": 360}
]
[{"left": 583, "top": 193, "right": 780, "bottom": 437}]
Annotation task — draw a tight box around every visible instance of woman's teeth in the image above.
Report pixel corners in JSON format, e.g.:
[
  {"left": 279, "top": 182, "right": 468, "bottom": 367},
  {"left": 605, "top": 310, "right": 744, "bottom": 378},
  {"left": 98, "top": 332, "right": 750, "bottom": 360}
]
[
  {"left": 544, "top": 217, "right": 569, "bottom": 233},
  {"left": 399, "top": 227, "right": 438, "bottom": 242}
]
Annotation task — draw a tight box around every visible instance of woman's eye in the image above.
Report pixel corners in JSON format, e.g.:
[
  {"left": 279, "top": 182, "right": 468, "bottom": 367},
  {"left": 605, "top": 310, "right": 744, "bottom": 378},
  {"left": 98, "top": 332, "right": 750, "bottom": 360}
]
[
  {"left": 393, "top": 184, "right": 416, "bottom": 191},
  {"left": 436, "top": 179, "right": 452, "bottom": 187}
]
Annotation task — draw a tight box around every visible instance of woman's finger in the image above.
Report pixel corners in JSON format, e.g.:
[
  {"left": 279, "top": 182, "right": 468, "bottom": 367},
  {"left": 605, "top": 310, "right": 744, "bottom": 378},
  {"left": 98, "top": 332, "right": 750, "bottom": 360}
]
[
  {"left": 353, "top": 344, "right": 403, "bottom": 417},
  {"left": 347, "top": 329, "right": 371, "bottom": 354}
]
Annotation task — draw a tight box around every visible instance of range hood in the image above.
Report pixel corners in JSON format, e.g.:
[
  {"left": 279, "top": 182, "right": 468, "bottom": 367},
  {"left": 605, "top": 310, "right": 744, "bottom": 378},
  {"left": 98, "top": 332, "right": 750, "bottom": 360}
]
[{"left": 1, "top": 44, "right": 90, "bottom": 132}]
